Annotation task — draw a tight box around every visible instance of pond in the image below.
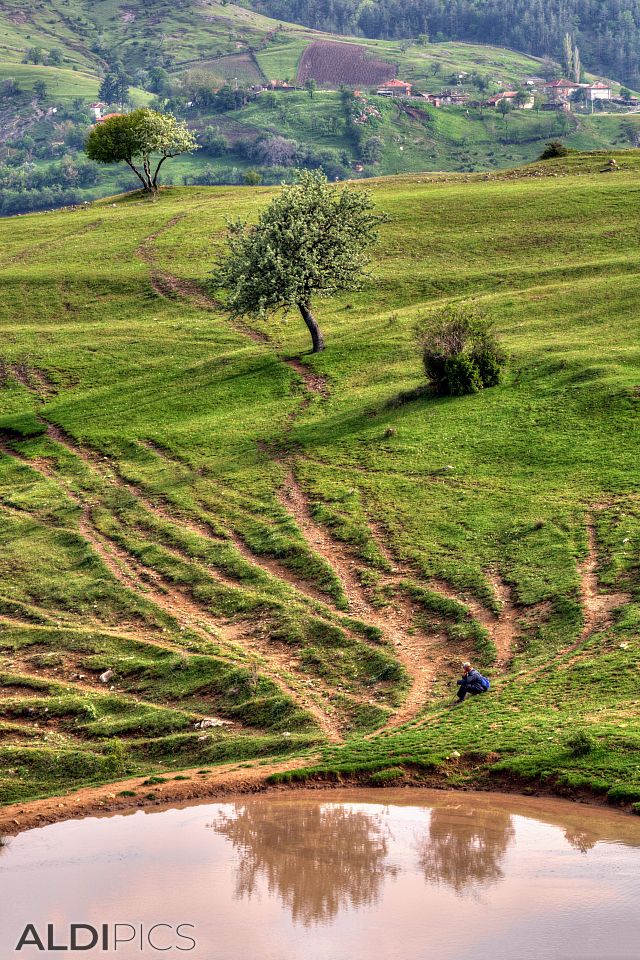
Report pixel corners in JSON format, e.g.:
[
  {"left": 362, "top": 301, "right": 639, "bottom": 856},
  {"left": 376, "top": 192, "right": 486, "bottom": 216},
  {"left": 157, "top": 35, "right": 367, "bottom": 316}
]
[{"left": 2, "top": 789, "right": 639, "bottom": 959}]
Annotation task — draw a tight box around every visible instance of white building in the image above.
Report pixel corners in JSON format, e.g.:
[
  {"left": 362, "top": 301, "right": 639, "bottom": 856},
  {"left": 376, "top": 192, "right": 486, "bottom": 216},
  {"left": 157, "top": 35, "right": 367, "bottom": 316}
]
[{"left": 585, "top": 82, "right": 612, "bottom": 102}]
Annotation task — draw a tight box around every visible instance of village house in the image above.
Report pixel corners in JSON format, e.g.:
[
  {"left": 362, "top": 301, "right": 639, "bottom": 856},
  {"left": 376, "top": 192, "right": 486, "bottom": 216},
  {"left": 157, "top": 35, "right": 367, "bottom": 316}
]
[
  {"left": 487, "top": 91, "right": 534, "bottom": 109},
  {"left": 376, "top": 79, "right": 412, "bottom": 97},
  {"left": 585, "top": 82, "right": 612, "bottom": 102},
  {"left": 88, "top": 102, "right": 106, "bottom": 120},
  {"left": 544, "top": 78, "right": 582, "bottom": 101},
  {"left": 96, "top": 112, "right": 124, "bottom": 124},
  {"left": 438, "top": 89, "right": 469, "bottom": 105}
]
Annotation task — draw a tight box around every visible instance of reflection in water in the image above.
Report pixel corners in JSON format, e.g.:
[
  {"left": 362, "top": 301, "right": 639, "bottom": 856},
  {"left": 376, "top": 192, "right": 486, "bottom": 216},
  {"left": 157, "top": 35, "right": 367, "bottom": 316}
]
[
  {"left": 416, "top": 804, "right": 515, "bottom": 895},
  {"left": 563, "top": 826, "right": 597, "bottom": 853},
  {"left": 214, "top": 801, "right": 397, "bottom": 925},
  {"left": 2, "top": 790, "right": 640, "bottom": 960}
]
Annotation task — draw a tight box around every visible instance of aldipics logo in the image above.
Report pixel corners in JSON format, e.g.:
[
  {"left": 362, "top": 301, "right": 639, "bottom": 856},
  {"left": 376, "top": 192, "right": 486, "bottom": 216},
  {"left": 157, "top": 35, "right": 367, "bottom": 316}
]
[{"left": 15, "top": 923, "right": 197, "bottom": 953}]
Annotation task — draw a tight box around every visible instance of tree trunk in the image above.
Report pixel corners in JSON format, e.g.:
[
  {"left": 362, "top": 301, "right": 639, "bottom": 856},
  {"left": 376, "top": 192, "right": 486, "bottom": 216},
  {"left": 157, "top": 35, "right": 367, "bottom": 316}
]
[
  {"left": 152, "top": 155, "right": 168, "bottom": 190},
  {"left": 298, "top": 302, "right": 325, "bottom": 353},
  {"left": 126, "top": 160, "right": 151, "bottom": 192}
]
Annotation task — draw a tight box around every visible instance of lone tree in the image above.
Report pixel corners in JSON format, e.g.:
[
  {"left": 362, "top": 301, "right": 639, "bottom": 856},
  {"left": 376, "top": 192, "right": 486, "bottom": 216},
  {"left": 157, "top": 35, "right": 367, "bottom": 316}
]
[
  {"left": 85, "top": 109, "right": 198, "bottom": 194},
  {"left": 212, "top": 170, "right": 384, "bottom": 352}
]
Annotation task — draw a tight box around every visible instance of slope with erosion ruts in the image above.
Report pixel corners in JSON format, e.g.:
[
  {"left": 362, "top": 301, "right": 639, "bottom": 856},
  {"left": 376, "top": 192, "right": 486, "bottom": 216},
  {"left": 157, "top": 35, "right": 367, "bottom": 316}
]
[
  {"left": 0, "top": 432, "right": 349, "bottom": 742},
  {"left": 135, "top": 212, "right": 515, "bottom": 726},
  {"left": 0, "top": 165, "right": 638, "bottom": 809}
]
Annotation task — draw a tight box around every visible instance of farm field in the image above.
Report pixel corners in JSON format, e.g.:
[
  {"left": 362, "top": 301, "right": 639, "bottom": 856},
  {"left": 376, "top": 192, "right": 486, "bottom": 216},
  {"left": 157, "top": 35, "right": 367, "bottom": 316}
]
[
  {"left": 0, "top": 150, "right": 638, "bottom": 815},
  {"left": 296, "top": 41, "right": 397, "bottom": 86}
]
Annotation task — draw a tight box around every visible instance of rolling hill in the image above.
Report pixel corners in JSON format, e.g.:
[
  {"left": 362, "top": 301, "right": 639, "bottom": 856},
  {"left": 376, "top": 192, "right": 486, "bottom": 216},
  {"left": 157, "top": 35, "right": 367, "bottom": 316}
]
[
  {"left": 0, "top": 152, "right": 638, "bottom": 813},
  {"left": 2, "top": 1, "right": 639, "bottom": 215}
]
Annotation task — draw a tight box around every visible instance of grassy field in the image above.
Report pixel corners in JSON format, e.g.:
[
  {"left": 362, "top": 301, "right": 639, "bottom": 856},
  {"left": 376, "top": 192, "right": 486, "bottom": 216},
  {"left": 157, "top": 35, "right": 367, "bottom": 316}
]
[{"left": 0, "top": 151, "right": 638, "bottom": 809}]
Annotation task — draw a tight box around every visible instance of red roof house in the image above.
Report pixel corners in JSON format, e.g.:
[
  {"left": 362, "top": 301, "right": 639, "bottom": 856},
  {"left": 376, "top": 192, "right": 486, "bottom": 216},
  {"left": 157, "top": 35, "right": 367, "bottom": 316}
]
[
  {"left": 96, "top": 112, "right": 124, "bottom": 124},
  {"left": 376, "top": 79, "right": 412, "bottom": 96}
]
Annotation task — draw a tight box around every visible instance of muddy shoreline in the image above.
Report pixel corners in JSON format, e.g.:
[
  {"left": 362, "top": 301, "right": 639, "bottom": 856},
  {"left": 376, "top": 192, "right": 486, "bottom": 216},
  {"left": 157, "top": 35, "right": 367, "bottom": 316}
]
[{"left": 1, "top": 756, "right": 635, "bottom": 837}]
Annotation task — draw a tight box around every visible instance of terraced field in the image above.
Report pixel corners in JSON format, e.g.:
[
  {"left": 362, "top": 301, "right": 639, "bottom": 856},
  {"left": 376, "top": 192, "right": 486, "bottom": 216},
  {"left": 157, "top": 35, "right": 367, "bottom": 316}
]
[{"left": 0, "top": 152, "right": 638, "bottom": 814}]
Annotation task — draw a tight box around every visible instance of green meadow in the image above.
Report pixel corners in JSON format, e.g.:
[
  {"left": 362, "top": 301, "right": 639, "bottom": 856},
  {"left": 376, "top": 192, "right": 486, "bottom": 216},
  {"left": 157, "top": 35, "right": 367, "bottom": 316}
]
[{"left": 0, "top": 151, "right": 638, "bottom": 808}]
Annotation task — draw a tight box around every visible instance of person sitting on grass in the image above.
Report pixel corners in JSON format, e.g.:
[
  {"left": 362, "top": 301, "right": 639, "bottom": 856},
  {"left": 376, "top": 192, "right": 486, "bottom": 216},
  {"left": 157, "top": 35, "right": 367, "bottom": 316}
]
[{"left": 454, "top": 661, "right": 490, "bottom": 703}]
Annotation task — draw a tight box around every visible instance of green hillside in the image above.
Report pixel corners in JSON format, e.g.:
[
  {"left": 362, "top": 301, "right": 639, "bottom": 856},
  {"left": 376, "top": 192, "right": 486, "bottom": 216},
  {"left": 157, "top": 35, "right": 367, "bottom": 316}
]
[
  {"left": 0, "top": 0, "right": 549, "bottom": 81},
  {"left": 0, "top": 151, "right": 638, "bottom": 809},
  {"left": 4, "top": 0, "right": 640, "bottom": 216}
]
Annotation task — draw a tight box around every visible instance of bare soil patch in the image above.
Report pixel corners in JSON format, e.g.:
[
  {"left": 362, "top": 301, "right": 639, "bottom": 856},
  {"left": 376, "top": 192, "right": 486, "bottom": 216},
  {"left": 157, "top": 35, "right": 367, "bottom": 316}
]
[{"left": 297, "top": 41, "right": 396, "bottom": 86}]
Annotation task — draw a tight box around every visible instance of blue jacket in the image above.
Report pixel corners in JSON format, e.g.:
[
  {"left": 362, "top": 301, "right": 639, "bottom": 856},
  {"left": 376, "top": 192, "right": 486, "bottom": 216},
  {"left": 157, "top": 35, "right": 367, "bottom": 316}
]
[{"left": 457, "top": 669, "right": 486, "bottom": 694}]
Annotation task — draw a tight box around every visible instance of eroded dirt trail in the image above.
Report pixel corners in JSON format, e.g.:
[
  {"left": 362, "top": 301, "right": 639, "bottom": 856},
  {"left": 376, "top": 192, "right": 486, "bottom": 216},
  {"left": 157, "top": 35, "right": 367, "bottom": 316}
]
[
  {"left": 137, "top": 217, "right": 268, "bottom": 345},
  {"left": 1, "top": 440, "right": 342, "bottom": 741},
  {"left": 50, "top": 424, "right": 348, "bottom": 617},
  {"left": 76, "top": 514, "right": 344, "bottom": 742},
  {"left": 137, "top": 219, "right": 328, "bottom": 392},
  {"left": 279, "top": 469, "right": 449, "bottom": 727},
  {"left": 566, "top": 516, "right": 631, "bottom": 655},
  {"left": 581, "top": 521, "right": 631, "bottom": 636},
  {"left": 429, "top": 574, "right": 518, "bottom": 668}
]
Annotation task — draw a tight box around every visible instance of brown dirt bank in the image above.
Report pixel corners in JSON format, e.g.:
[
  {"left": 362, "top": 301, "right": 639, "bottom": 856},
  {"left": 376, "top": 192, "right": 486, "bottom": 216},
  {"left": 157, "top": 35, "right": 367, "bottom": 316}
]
[{"left": 1, "top": 754, "right": 637, "bottom": 836}]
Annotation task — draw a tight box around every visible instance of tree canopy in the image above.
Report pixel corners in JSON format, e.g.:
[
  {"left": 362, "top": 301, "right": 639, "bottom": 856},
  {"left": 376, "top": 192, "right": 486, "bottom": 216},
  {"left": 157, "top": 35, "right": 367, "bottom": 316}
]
[
  {"left": 212, "top": 170, "right": 384, "bottom": 353},
  {"left": 84, "top": 109, "right": 198, "bottom": 193}
]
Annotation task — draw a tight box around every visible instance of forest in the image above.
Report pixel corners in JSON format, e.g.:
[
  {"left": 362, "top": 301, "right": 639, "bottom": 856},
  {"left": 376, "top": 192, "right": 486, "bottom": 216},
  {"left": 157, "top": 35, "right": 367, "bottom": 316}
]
[{"left": 249, "top": 0, "right": 640, "bottom": 86}]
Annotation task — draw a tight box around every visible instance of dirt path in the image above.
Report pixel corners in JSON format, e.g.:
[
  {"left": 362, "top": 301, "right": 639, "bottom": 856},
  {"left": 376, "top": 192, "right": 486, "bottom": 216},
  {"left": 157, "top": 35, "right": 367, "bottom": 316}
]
[
  {"left": 50, "top": 424, "right": 346, "bottom": 616},
  {"left": 0, "top": 614, "right": 227, "bottom": 662},
  {"left": 137, "top": 218, "right": 268, "bottom": 345},
  {"left": 0, "top": 755, "right": 319, "bottom": 836},
  {"left": 565, "top": 517, "right": 631, "bottom": 655},
  {"left": 430, "top": 574, "right": 518, "bottom": 668},
  {"left": 7, "top": 363, "right": 57, "bottom": 401},
  {"left": 279, "top": 469, "right": 448, "bottom": 727},
  {"left": 1, "top": 439, "right": 343, "bottom": 742},
  {"left": 0, "top": 660, "right": 214, "bottom": 726},
  {"left": 74, "top": 515, "right": 343, "bottom": 742},
  {"left": 580, "top": 520, "right": 631, "bottom": 638}
]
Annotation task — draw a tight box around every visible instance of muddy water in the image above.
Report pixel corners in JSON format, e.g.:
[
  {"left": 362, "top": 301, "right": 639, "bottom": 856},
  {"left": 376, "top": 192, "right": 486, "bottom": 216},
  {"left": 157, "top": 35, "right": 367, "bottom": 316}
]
[{"left": 1, "top": 789, "right": 639, "bottom": 960}]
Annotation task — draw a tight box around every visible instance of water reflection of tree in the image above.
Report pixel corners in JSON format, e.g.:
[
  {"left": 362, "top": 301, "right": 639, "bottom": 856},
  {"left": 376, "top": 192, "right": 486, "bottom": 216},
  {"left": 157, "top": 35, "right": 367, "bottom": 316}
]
[
  {"left": 416, "top": 805, "right": 515, "bottom": 895},
  {"left": 563, "top": 827, "right": 596, "bottom": 853},
  {"left": 213, "top": 802, "right": 397, "bottom": 925}
]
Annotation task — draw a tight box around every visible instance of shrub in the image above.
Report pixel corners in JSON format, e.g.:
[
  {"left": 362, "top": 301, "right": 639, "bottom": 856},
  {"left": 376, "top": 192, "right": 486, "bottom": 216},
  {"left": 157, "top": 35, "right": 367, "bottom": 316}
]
[
  {"left": 538, "top": 140, "right": 575, "bottom": 160},
  {"left": 416, "top": 304, "right": 506, "bottom": 397},
  {"left": 565, "top": 730, "right": 595, "bottom": 757}
]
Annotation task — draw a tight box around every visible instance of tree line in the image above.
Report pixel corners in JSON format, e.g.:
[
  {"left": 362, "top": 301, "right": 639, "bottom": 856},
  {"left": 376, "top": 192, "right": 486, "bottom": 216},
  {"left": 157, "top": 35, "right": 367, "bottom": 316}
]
[{"left": 249, "top": 0, "right": 640, "bottom": 85}]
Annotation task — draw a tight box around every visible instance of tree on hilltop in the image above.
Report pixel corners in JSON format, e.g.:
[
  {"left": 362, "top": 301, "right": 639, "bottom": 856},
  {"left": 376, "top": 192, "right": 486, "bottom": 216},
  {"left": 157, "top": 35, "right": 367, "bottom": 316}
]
[
  {"left": 84, "top": 109, "right": 198, "bottom": 194},
  {"left": 212, "top": 170, "right": 385, "bottom": 353}
]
